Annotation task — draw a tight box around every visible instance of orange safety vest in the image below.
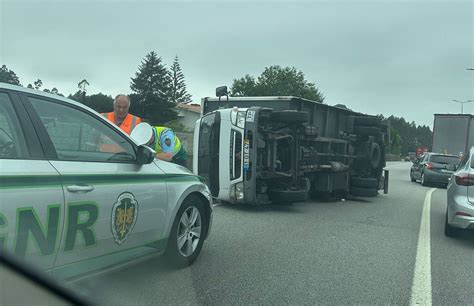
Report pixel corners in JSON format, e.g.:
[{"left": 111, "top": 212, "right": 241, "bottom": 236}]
[{"left": 101, "top": 112, "right": 142, "bottom": 135}]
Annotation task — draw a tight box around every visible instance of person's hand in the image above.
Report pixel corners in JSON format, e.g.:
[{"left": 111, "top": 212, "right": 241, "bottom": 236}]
[{"left": 156, "top": 152, "right": 173, "bottom": 161}]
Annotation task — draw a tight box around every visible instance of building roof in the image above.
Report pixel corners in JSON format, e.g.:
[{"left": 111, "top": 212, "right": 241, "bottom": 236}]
[{"left": 177, "top": 103, "right": 201, "bottom": 114}]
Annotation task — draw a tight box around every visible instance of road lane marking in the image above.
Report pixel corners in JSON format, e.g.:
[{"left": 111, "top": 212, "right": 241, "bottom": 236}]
[{"left": 410, "top": 188, "right": 436, "bottom": 306}]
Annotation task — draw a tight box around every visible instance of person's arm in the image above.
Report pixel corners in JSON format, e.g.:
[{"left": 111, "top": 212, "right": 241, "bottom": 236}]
[{"left": 156, "top": 152, "right": 173, "bottom": 161}]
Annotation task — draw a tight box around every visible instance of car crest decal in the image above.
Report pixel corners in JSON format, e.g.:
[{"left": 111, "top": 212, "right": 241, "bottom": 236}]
[{"left": 111, "top": 192, "right": 138, "bottom": 245}]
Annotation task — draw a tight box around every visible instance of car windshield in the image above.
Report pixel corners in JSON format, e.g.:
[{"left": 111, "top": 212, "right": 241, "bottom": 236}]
[
  {"left": 1, "top": 1, "right": 473, "bottom": 305},
  {"left": 430, "top": 155, "right": 461, "bottom": 165}
]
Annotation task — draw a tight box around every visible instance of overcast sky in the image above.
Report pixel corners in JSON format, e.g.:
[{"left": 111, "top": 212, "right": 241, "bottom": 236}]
[{"left": 1, "top": 0, "right": 473, "bottom": 127}]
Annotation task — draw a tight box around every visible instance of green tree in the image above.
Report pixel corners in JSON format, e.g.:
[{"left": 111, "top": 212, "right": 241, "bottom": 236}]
[
  {"left": 0, "top": 65, "right": 21, "bottom": 85},
  {"left": 231, "top": 75, "right": 258, "bottom": 96},
  {"left": 130, "top": 51, "right": 176, "bottom": 125},
  {"left": 33, "top": 79, "right": 43, "bottom": 90},
  {"left": 50, "top": 87, "right": 64, "bottom": 96},
  {"left": 169, "top": 55, "right": 192, "bottom": 104},
  {"left": 68, "top": 91, "right": 113, "bottom": 113},
  {"left": 231, "top": 66, "right": 325, "bottom": 102},
  {"left": 78, "top": 79, "right": 89, "bottom": 103},
  {"left": 388, "top": 128, "right": 402, "bottom": 155},
  {"left": 85, "top": 93, "right": 113, "bottom": 113},
  {"left": 384, "top": 115, "right": 433, "bottom": 155}
]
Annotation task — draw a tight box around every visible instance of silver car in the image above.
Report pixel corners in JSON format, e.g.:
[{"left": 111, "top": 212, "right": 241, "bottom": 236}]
[
  {"left": 0, "top": 83, "right": 212, "bottom": 279},
  {"left": 445, "top": 147, "right": 474, "bottom": 237}
]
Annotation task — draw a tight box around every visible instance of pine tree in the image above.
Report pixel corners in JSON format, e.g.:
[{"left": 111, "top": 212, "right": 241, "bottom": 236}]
[
  {"left": 130, "top": 51, "right": 176, "bottom": 124},
  {"left": 0, "top": 65, "right": 21, "bottom": 85},
  {"left": 169, "top": 55, "right": 192, "bottom": 104}
]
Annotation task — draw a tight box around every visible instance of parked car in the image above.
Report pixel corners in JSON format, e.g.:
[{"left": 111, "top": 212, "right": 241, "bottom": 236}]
[
  {"left": 445, "top": 147, "right": 474, "bottom": 237},
  {"left": 410, "top": 152, "right": 461, "bottom": 186},
  {"left": 404, "top": 152, "right": 416, "bottom": 162},
  {"left": 0, "top": 83, "right": 213, "bottom": 279}
]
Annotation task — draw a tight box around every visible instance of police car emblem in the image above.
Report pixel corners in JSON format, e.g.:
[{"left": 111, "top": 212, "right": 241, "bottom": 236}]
[{"left": 111, "top": 192, "right": 138, "bottom": 245}]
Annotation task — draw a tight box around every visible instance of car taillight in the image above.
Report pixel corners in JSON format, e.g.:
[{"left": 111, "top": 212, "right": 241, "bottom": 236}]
[
  {"left": 455, "top": 173, "right": 474, "bottom": 186},
  {"left": 426, "top": 163, "right": 433, "bottom": 170}
]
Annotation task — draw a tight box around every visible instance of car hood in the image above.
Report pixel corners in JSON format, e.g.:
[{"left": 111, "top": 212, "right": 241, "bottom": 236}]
[{"left": 153, "top": 159, "right": 190, "bottom": 174}]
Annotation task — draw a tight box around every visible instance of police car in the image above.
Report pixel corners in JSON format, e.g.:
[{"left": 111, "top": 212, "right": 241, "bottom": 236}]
[{"left": 0, "top": 83, "right": 212, "bottom": 279}]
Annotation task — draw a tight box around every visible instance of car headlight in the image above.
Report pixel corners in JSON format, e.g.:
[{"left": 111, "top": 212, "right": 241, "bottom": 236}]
[
  {"left": 230, "top": 182, "right": 244, "bottom": 201},
  {"left": 230, "top": 107, "right": 238, "bottom": 125}
]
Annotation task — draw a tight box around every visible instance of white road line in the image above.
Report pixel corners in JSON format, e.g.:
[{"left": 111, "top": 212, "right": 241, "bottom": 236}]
[{"left": 410, "top": 188, "right": 436, "bottom": 306}]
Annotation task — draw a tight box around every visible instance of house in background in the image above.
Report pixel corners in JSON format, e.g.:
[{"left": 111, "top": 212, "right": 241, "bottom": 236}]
[{"left": 176, "top": 103, "right": 201, "bottom": 131}]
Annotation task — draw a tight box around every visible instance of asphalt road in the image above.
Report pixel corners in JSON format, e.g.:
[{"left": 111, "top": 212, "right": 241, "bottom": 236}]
[{"left": 72, "top": 161, "right": 474, "bottom": 305}]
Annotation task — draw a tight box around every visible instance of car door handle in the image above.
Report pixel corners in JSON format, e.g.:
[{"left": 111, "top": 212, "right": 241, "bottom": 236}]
[{"left": 67, "top": 185, "right": 94, "bottom": 193}]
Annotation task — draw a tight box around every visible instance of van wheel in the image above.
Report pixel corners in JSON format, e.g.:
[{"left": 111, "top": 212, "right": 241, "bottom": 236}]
[
  {"left": 269, "top": 189, "right": 309, "bottom": 203},
  {"left": 165, "top": 195, "right": 207, "bottom": 268},
  {"left": 349, "top": 187, "right": 378, "bottom": 197},
  {"left": 270, "top": 111, "right": 309, "bottom": 124},
  {"left": 351, "top": 177, "right": 378, "bottom": 189}
]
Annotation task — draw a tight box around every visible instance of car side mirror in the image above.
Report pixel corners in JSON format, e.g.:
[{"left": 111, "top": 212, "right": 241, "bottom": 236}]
[{"left": 137, "top": 145, "right": 155, "bottom": 164}]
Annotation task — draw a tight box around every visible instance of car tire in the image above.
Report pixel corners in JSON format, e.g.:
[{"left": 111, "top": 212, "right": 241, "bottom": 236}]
[
  {"left": 269, "top": 110, "right": 309, "bottom": 124},
  {"left": 351, "top": 177, "right": 378, "bottom": 189},
  {"left": 165, "top": 195, "right": 208, "bottom": 268},
  {"left": 353, "top": 126, "right": 381, "bottom": 136},
  {"left": 421, "top": 173, "right": 428, "bottom": 186},
  {"left": 410, "top": 171, "right": 416, "bottom": 182},
  {"left": 354, "top": 116, "right": 382, "bottom": 127},
  {"left": 349, "top": 187, "right": 379, "bottom": 197},
  {"left": 444, "top": 210, "right": 460, "bottom": 237}
]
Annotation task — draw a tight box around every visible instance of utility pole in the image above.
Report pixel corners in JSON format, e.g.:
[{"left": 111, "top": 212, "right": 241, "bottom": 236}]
[
  {"left": 78, "top": 79, "right": 90, "bottom": 103},
  {"left": 452, "top": 99, "right": 474, "bottom": 114}
]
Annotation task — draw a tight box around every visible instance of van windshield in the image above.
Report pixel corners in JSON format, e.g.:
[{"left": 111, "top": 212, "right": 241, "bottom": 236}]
[{"left": 198, "top": 112, "right": 221, "bottom": 196}]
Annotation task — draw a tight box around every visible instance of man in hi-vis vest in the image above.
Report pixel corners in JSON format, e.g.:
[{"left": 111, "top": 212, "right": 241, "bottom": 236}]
[
  {"left": 131, "top": 122, "right": 187, "bottom": 167},
  {"left": 102, "top": 94, "right": 142, "bottom": 135}
]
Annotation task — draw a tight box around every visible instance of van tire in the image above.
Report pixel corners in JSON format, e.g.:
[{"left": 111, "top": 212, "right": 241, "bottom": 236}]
[
  {"left": 351, "top": 177, "right": 378, "bottom": 189},
  {"left": 269, "top": 189, "right": 309, "bottom": 203},
  {"left": 270, "top": 111, "right": 309, "bottom": 124},
  {"left": 349, "top": 187, "right": 378, "bottom": 197}
]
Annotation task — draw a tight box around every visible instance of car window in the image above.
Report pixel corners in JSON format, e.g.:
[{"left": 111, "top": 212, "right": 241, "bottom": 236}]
[
  {"left": 429, "top": 155, "right": 460, "bottom": 165},
  {"left": 0, "top": 93, "right": 28, "bottom": 159},
  {"left": 28, "top": 96, "right": 136, "bottom": 163}
]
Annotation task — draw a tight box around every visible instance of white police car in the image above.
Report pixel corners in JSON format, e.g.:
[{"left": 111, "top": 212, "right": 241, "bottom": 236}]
[{"left": 0, "top": 83, "right": 212, "bottom": 279}]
